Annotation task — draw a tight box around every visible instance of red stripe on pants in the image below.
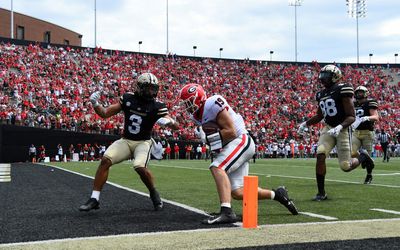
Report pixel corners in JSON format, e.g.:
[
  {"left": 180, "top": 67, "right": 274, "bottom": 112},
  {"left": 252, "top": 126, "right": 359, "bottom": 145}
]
[{"left": 218, "top": 134, "right": 246, "bottom": 169}]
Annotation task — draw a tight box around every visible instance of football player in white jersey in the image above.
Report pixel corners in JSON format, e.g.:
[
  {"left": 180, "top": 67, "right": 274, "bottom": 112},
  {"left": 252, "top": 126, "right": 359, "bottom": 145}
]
[{"left": 179, "top": 84, "right": 298, "bottom": 225}]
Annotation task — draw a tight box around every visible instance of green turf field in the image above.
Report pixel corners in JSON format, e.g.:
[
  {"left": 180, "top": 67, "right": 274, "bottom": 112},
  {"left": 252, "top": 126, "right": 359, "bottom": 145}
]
[{"left": 51, "top": 157, "right": 400, "bottom": 225}]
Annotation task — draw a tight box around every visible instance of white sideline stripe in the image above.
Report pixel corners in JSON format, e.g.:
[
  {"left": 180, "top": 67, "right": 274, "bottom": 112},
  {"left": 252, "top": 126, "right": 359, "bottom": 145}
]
[
  {"left": 374, "top": 173, "right": 400, "bottom": 176},
  {"left": 370, "top": 208, "right": 400, "bottom": 215},
  {"left": 149, "top": 163, "right": 400, "bottom": 189},
  {"left": 41, "top": 164, "right": 209, "bottom": 216},
  {"left": 299, "top": 212, "right": 338, "bottom": 220},
  {"left": 2, "top": 217, "right": 400, "bottom": 247},
  {"left": 0, "top": 163, "right": 11, "bottom": 182}
]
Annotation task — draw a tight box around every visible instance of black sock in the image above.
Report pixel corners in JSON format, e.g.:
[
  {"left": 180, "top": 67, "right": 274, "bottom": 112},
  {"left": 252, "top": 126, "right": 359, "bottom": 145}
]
[
  {"left": 149, "top": 188, "right": 157, "bottom": 195},
  {"left": 220, "top": 206, "right": 232, "bottom": 214},
  {"left": 316, "top": 174, "right": 325, "bottom": 195}
]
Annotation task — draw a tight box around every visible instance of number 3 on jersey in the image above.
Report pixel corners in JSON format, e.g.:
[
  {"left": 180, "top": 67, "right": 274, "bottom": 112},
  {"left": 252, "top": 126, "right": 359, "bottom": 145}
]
[
  {"left": 355, "top": 108, "right": 364, "bottom": 117},
  {"left": 128, "top": 114, "right": 142, "bottom": 134},
  {"left": 319, "top": 98, "right": 338, "bottom": 117}
]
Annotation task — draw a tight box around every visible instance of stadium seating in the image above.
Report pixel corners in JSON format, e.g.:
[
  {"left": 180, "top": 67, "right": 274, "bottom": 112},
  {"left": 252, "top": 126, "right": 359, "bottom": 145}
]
[{"left": 0, "top": 42, "right": 399, "bottom": 152}]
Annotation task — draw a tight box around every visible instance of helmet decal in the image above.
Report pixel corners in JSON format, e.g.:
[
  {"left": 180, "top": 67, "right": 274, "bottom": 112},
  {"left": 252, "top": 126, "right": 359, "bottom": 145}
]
[{"left": 179, "top": 84, "right": 207, "bottom": 115}]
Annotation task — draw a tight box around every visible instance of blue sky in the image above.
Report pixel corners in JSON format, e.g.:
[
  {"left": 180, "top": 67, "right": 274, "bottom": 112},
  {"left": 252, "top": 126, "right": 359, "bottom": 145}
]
[{"left": 1, "top": 0, "right": 399, "bottom": 63}]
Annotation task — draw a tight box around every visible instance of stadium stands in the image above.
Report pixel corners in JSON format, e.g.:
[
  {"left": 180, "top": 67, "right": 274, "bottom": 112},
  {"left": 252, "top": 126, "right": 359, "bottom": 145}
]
[{"left": 1, "top": 42, "right": 399, "bottom": 153}]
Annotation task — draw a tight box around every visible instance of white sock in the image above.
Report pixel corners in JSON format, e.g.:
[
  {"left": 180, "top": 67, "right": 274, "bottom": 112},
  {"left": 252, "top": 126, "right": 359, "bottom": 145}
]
[
  {"left": 270, "top": 191, "right": 275, "bottom": 200},
  {"left": 220, "top": 202, "right": 231, "bottom": 208},
  {"left": 91, "top": 190, "right": 100, "bottom": 201}
]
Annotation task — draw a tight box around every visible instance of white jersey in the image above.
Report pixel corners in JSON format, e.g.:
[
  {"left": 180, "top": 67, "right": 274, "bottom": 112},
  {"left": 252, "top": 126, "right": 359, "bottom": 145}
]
[
  {"left": 200, "top": 95, "right": 247, "bottom": 136},
  {"left": 192, "top": 95, "right": 255, "bottom": 191}
]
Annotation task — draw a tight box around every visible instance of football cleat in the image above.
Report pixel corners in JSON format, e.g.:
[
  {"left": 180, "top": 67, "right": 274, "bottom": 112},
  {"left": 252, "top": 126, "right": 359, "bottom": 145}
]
[
  {"left": 150, "top": 190, "right": 163, "bottom": 211},
  {"left": 358, "top": 149, "right": 375, "bottom": 172},
  {"left": 202, "top": 211, "right": 238, "bottom": 225},
  {"left": 312, "top": 193, "right": 328, "bottom": 201},
  {"left": 79, "top": 198, "right": 100, "bottom": 211},
  {"left": 273, "top": 186, "right": 299, "bottom": 215},
  {"left": 364, "top": 174, "right": 373, "bottom": 184}
]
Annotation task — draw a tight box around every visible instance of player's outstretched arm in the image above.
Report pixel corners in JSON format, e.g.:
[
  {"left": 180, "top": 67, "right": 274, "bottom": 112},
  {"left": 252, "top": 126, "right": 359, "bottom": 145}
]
[
  {"left": 305, "top": 107, "right": 324, "bottom": 126},
  {"left": 156, "top": 115, "right": 180, "bottom": 130},
  {"left": 94, "top": 103, "right": 122, "bottom": 119},
  {"left": 364, "top": 108, "right": 379, "bottom": 122},
  {"left": 89, "top": 92, "right": 122, "bottom": 118}
]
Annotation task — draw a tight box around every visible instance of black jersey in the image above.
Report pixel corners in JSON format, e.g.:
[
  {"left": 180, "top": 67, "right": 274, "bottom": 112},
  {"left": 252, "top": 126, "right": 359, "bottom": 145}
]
[
  {"left": 354, "top": 99, "right": 378, "bottom": 131},
  {"left": 316, "top": 83, "right": 354, "bottom": 127},
  {"left": 120, "top": 93, "right": 168, "bottom": 140}
]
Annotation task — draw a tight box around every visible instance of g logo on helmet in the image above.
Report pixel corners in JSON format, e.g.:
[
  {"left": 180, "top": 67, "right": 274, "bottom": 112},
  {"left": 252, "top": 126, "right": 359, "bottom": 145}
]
[
  {"left": 188, "top": 86, "right": 197, "bottom": 93},
  {"left": 179, "top": 84, "right": 206, "bottom": 115}
]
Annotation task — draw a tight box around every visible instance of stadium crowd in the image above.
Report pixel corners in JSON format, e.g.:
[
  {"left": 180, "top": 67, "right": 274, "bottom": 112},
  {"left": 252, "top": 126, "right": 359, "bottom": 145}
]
[{"left": 1, "top": 42, "right": 399, "bottom": 154}]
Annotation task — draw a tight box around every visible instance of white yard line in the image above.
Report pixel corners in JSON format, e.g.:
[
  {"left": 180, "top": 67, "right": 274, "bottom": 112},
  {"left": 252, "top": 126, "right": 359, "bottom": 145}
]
[
  {"left": 149, "top": 163, "right": 400, "bottom": 188},
  {"left": 43, "top": 164, "right": 209, "bottom": 216},
  {"left": 299, "top": 212, "right": 338, "bottom": 220},
  {"left": 370, "top": 208, "right": 400, "bottom": 215},
  {"left": 374, "top": 173, "right": 400, "bottom": 176}
]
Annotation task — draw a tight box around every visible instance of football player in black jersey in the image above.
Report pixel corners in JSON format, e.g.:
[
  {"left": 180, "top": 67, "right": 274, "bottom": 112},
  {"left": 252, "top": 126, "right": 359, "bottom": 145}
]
[
  {"left": 79, "top": 73, "right": 179, "bottom": 212},
  {"left": 351, "top": 86, "right": 379, "bottom": 184},
  {"left": 298, "top": 65, "right": 374, "bottom": 201}
]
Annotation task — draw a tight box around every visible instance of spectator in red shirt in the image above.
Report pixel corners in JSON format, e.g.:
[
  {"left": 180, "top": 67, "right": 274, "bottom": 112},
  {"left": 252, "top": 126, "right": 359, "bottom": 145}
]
[
  {"left": 174, "top": 143, "right": 180, "bottom": 160},
  {"left": 164, "top": 143, "right": 171, "bottom": 160}
]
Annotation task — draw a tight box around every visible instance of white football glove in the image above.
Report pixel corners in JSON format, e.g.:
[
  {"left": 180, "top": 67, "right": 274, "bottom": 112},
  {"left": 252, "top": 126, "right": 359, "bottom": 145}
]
[
  {"left": 89, "top": 91, "right": 101, "bottom": 107},
  {"left": 298, "top": 121, "right": 308, "bottom": 134},
  {"left": 157, "top": 117, "right": 172, "bottom": 126},
  {"left": 360, "top": 116, "right": 370, "bottom": 122},
  {"left": 351, "top": 116, "right": 370, "bottom": 130},
  {"left": 351, "top": 117, "right": 362, "bottom": 129},
  {"left": 327, "top": 125, "right": 343, "bottom": 137},
  {"left": 194, "top": 126, "right": 206, "bottom": 143}
]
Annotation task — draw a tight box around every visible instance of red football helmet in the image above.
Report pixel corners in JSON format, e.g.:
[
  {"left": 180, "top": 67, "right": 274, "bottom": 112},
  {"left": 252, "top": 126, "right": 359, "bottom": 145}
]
[{"left": 179, "top": 84, "right": 207, "bottom": 115}]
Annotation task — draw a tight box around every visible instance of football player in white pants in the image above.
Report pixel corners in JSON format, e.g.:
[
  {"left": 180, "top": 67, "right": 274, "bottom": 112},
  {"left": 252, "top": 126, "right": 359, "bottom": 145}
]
[{"left": 179, "top": 84, "right": 298, "bottom": 225}]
